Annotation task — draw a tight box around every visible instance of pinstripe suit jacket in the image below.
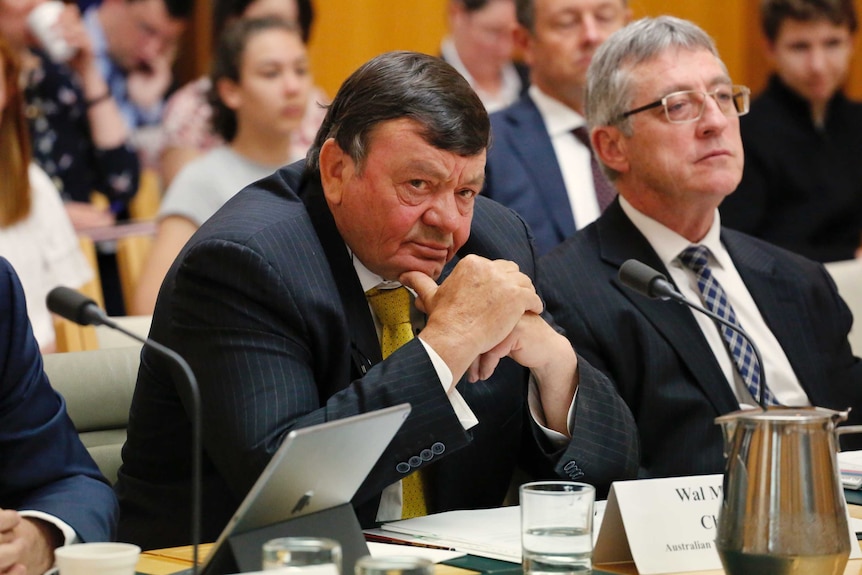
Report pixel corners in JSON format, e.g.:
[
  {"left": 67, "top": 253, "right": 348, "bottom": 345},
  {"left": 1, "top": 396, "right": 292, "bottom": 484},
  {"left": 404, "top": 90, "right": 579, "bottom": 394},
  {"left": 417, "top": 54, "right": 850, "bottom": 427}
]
[
  {"left": 538, "top": 200, "right": 862, "bottom": 479},
  {"left": 115, "top": 161, "right": 639, "bottom": 550}
]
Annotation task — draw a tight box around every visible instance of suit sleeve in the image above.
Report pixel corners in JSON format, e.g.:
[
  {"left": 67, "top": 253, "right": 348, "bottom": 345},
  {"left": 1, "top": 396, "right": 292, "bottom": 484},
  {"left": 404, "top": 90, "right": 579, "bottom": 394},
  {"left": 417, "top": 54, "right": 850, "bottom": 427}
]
[
  {"left": 0, "top": 258, "right": 117, "bottom": 542},
  {"left": 164, "top": 239, "right": 475, "bottom": 504},
  {"left": 467, "top": 198, "right": 640, "bottom": 494}
]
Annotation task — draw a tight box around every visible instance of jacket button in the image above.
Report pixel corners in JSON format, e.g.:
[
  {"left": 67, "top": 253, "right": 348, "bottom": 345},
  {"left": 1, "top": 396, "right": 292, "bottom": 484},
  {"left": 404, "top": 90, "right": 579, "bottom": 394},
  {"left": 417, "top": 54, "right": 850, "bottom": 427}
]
[
  {"left": 420, "top": 449, "right": 433, "bottom": 461},
  {"left": 408, "top": 456, "right": 422, "bottom": 468},
  {"left": 431, "top": 442, "right": 445, "bottom": 455},
  {"left": 563, "top": 460, "right": 584, "bottom": 479},
  {"left": 396, "top": 462, "right": 411, "bottom": 474}
]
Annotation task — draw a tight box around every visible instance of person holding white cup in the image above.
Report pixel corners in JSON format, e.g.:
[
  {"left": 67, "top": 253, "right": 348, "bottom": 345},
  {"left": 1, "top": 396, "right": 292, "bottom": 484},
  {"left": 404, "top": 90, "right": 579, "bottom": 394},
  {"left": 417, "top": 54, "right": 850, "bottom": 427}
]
[{"left": 0, "top": 0, "right": 140, "bottom": 232}]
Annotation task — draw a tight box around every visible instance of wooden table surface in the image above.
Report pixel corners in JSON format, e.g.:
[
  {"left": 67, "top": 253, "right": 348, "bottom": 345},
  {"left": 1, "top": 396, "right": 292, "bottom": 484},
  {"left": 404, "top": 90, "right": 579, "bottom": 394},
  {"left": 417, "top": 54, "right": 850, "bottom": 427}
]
[{"left": 136, "top": 543, "right": 478, "bottom": 575}]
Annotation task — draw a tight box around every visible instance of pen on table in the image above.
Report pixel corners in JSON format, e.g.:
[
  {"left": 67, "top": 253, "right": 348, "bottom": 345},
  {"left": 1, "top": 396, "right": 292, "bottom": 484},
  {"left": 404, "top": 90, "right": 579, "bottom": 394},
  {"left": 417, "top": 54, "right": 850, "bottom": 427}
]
[{"left": 364, "top": 533, "right": 456, "bottom": 551}]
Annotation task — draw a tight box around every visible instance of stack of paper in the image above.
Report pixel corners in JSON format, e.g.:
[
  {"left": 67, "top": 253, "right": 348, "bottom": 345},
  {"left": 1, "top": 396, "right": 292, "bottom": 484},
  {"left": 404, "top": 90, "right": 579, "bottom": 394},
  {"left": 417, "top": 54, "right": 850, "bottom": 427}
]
[
  {"left": 839, "top": 450, "right": 862, "bottom": 490},
  {"left": 374, "top": 502, "right": 607, "bottom": 564},
  {"left": 380, "top": 507, "right": 522, "bottom": 563}
]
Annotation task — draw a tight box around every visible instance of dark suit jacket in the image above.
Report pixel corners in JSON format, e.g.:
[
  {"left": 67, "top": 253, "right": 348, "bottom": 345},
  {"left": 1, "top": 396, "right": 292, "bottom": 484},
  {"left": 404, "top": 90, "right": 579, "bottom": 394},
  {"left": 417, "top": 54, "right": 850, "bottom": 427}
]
[
  {"left": 485, "top": 95, "right": 574, "bottom": 256},
  {"left": 720, "top": 76, "right": 862, "bottom": 263},
  {"left": 0, "top": 257, "right": 117, "bottom": 542},
  {"left": 115, "top": 161, "right": 639, "bottom": 550},
  {"left": 538, "top": 201, "right": 862, "bottom": 478}
]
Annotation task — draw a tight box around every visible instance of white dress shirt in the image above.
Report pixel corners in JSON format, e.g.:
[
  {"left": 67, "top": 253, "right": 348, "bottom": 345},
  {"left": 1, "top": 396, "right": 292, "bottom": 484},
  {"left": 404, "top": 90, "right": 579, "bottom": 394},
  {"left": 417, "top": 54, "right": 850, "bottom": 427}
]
[
  {"left": 619, "top": 197, "right": 810, "bottom": 408},
  {"left": 529, "top": 86, "right": 601, "bottom": 230}
]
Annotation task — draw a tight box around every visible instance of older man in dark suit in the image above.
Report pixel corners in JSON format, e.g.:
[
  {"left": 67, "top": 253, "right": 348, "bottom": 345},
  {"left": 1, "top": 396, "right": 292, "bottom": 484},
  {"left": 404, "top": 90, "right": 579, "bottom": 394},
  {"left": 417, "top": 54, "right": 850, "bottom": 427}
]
[
  {"left": 115, "top": 50, "right": 639, "bottom": 550},
  {"left": 539, "top": 16, "right": 862, "bottom": 479},
  {"left": 0, "top": 257, "right": 117, "bottom": 574}
]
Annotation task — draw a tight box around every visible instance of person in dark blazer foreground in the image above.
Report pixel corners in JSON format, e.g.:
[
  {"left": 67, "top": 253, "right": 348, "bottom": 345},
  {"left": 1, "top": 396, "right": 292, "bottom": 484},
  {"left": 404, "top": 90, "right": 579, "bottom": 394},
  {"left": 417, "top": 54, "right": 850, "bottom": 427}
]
[
  {"left": 539, "top": 16, "right": 862, "bottom": 479},
  {"left": 115, "top": 50, "right": 639, "bottom": 550},
  {"left": 0, "top": 257, "right": 117, "bottom": 574}
]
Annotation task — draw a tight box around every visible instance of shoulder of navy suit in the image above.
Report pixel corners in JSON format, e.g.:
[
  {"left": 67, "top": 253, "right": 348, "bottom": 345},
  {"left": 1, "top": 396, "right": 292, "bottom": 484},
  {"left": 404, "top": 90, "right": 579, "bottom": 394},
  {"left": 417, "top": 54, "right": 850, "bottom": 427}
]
[{"left": 0, "top": 257, "right": 118, "bottom": 542}]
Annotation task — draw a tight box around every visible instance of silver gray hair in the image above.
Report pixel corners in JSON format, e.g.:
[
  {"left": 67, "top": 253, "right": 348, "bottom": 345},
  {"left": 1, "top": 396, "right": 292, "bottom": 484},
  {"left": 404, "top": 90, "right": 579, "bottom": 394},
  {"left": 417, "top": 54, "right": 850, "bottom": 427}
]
[{"left": 585, "top": 16, "right": 725, "bottom": 179}]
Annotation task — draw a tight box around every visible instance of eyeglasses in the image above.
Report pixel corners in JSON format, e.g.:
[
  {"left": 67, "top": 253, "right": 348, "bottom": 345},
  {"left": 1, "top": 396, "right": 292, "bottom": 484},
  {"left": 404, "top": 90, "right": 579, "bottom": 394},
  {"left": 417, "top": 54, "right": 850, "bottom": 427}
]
[{"left": 619, "top": 85, "right": 751, "bottom": 124}]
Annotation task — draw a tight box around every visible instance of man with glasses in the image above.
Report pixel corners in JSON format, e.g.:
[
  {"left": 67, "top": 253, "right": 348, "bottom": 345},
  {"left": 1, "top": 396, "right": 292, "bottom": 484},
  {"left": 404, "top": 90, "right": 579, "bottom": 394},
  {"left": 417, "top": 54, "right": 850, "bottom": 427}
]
[
  {"left": 539, "top": 16, "right": 862, "bottom": 478},
  {"left": 482, "top": 0, "right": 631, "bottom": 256},
  {"left": 719, "top": 0, "right": 862, "bottom": 263}
]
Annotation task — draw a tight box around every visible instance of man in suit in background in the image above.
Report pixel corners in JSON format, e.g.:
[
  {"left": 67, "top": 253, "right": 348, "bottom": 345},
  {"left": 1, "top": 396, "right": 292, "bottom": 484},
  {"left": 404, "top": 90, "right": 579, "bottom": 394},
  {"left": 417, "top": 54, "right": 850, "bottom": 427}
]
[
  {"left": 719, "top": 0, "right": 862, "bottom": 263},
  {"left": 441, "top": 0, "right": 528, "bottom": 113},
  {"left": 115, "top": 50, "right": 639, "bottom": 550},
  {"left": 0, "top": 257, "right": 118, "bottom": 574},
  {"left": 539, "top": 16, "right": 862, "bottom": 479},
  {"left": 483, "top": 0, "right": 630, "bottom": 256}
]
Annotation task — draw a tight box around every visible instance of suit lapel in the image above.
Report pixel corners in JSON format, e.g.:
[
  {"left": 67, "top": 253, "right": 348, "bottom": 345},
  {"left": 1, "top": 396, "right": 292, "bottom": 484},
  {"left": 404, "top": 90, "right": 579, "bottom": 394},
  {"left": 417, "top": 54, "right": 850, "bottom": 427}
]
[
  {"left": 597, "top": 203, "right": 740, "bottom": 414},
  {"left": 298, "top": 173, "right": 382, "bottom": 377},
  {"left": 721, "top": 231, "right": 820, "bottom": 394},
  {"left": 502, "top": 98, "right": 575, "bottom": 238}
]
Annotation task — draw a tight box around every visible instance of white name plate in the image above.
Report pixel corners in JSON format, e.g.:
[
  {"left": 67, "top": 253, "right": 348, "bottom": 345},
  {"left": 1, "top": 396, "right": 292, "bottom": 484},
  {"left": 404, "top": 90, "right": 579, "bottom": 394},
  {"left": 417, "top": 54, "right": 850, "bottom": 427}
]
[
  {"left": 594, "top": 474, "right": 723, "bottom": 574},
  {"left": 594, "top": 474, "right": 861, "bottom": 575}
]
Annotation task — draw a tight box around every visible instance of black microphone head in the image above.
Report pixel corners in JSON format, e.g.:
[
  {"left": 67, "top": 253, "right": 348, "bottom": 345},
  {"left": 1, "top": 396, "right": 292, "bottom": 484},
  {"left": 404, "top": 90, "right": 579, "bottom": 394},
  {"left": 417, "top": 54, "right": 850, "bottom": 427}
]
[
  {"left": 618, "top": 259, "right": 682, "bottom": 300},
  {"left": 619, "top": 259, "right": 665, "bottom": 298},
  {"left": 46, "top": 286, "right": 106, "bottom": 326}
]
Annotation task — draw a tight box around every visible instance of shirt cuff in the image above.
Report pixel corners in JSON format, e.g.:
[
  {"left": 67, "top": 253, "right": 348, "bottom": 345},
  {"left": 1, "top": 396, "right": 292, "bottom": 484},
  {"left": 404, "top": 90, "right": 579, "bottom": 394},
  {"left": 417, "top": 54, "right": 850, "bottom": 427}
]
[
  {"left": 527, "top": 374, "right": 578, "bottom": 448},
  {"left": 17, "top": 510, "right": 79, "bottom": 575},
  {"left": 417, "top": 337, "right": 478, "bottom": 431}
]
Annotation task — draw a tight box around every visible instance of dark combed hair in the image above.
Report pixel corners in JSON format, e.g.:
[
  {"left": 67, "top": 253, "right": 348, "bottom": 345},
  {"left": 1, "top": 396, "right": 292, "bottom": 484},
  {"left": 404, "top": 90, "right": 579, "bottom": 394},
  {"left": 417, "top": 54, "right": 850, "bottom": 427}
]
[
  {"left": 208, "top": 17, "right": 303, "bottom": 142},
  {"left": 761, "top": 0, "right": 858, "bottom": 41},
  {"left": 212, "top": 0, "right": 314, "bottom": 44},
  {"left": 306, "top": 51, "right": 490, "bottom": 173}
]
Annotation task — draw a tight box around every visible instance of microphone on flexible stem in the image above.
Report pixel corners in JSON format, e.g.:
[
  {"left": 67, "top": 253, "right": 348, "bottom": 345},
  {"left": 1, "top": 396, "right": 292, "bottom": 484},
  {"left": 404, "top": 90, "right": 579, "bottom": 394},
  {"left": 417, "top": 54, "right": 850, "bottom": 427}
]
[
  {"left": 47, "top": 286, "right": 202, "bottom": 575},
  {"left": 617, "top": 259, "right": 768, "bottom": 410}
]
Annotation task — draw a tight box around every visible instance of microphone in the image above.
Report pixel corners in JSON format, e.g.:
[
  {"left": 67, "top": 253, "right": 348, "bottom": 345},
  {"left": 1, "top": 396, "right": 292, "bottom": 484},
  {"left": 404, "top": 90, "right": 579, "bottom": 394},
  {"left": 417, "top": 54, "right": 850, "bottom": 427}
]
[
  {"left": 47, "top": 287, "right": 203, "bottom": 575},
  {"left": 618, "top": 259, "right": 768, "bottom": 410}
]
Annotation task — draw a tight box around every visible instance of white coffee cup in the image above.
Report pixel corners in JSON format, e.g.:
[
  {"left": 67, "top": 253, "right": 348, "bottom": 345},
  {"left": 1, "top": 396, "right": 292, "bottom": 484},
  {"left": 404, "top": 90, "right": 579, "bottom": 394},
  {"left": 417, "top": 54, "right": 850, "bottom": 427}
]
[
  {"left": 54, "top": 542, "right": 141, "bottom": 575},
  {"left": 27, "top": 1, "right": 76, "bottom": 63}
]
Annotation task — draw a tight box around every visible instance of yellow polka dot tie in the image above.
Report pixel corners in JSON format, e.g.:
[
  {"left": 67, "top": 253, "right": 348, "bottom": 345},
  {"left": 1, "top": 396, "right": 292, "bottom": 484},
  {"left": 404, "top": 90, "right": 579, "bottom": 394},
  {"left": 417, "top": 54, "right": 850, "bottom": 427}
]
[{"left": 365, "top": 286, "right": 428, "bottom": 519}]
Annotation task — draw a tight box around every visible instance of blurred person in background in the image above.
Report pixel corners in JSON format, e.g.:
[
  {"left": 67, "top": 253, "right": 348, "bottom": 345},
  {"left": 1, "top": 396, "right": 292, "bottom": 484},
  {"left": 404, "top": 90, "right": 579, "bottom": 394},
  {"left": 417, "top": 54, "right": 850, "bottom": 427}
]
[
  {"left": 0, "top": 0, "right": 139, "bottom": 230},
  {"left": 158, "top": 0, "right": 326, "bottom": 187},
  {"left": 132, "top": 17, "right": 313, "bottom": 315},
  {"left": 0, "top": 35, "right": 91, "bottom": 353},
  {"left": 441, "top": 0, "right": 528, "bottom": 113},
  {"left": 720, "top": 0, "right": 862, "bottom": 263},
  {"left": 482, "top": 0, "right": 630, "bottom": 256},
  {"left": 82, "top": 0, "right": 193, "bottom": 165}
]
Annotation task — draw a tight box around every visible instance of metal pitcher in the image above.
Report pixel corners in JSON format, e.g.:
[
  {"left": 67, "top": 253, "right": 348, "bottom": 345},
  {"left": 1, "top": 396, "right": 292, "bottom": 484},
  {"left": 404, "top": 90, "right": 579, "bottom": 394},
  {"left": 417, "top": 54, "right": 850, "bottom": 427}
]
[{"left": 715, "top": 406, "right": 862, "bottom": 575}]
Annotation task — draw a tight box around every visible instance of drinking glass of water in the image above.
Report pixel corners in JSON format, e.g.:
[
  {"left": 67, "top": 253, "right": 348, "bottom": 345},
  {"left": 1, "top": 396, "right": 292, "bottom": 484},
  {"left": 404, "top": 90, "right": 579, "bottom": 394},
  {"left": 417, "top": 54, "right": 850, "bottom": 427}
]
[
  {"left": 262, "top": 537, "right": 342, "bottom": 574},
  {"left": 354, "top": 555, "right": 433, "bottom": 575},
  {"left": 520, "top": 481, "right": 595, "bottom": 575}
]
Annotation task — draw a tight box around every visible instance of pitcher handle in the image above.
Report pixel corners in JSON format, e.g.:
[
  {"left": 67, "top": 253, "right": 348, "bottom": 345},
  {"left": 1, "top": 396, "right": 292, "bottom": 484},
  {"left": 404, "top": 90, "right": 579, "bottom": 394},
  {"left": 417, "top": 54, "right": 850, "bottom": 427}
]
[{"left": 836, "top": 425, "right": 862, "bottom": 437}]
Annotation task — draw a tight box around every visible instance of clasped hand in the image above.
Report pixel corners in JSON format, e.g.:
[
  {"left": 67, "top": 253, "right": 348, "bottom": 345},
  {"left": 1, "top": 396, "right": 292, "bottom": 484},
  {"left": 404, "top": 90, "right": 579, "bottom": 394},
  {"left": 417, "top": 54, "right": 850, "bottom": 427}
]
[
  {"left": 0, "top": 509, "right": 58, "bottom": 575},
  {"left": 400, "top": 255, "right": 575, "bottom": 384}
]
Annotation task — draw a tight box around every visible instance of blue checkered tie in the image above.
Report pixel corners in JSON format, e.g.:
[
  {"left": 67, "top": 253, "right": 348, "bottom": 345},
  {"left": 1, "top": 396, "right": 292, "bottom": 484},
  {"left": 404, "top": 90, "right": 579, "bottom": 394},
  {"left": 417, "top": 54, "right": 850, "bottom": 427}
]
[{"left": 678, "top": 245, "right": 779, "bottom": 406}]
